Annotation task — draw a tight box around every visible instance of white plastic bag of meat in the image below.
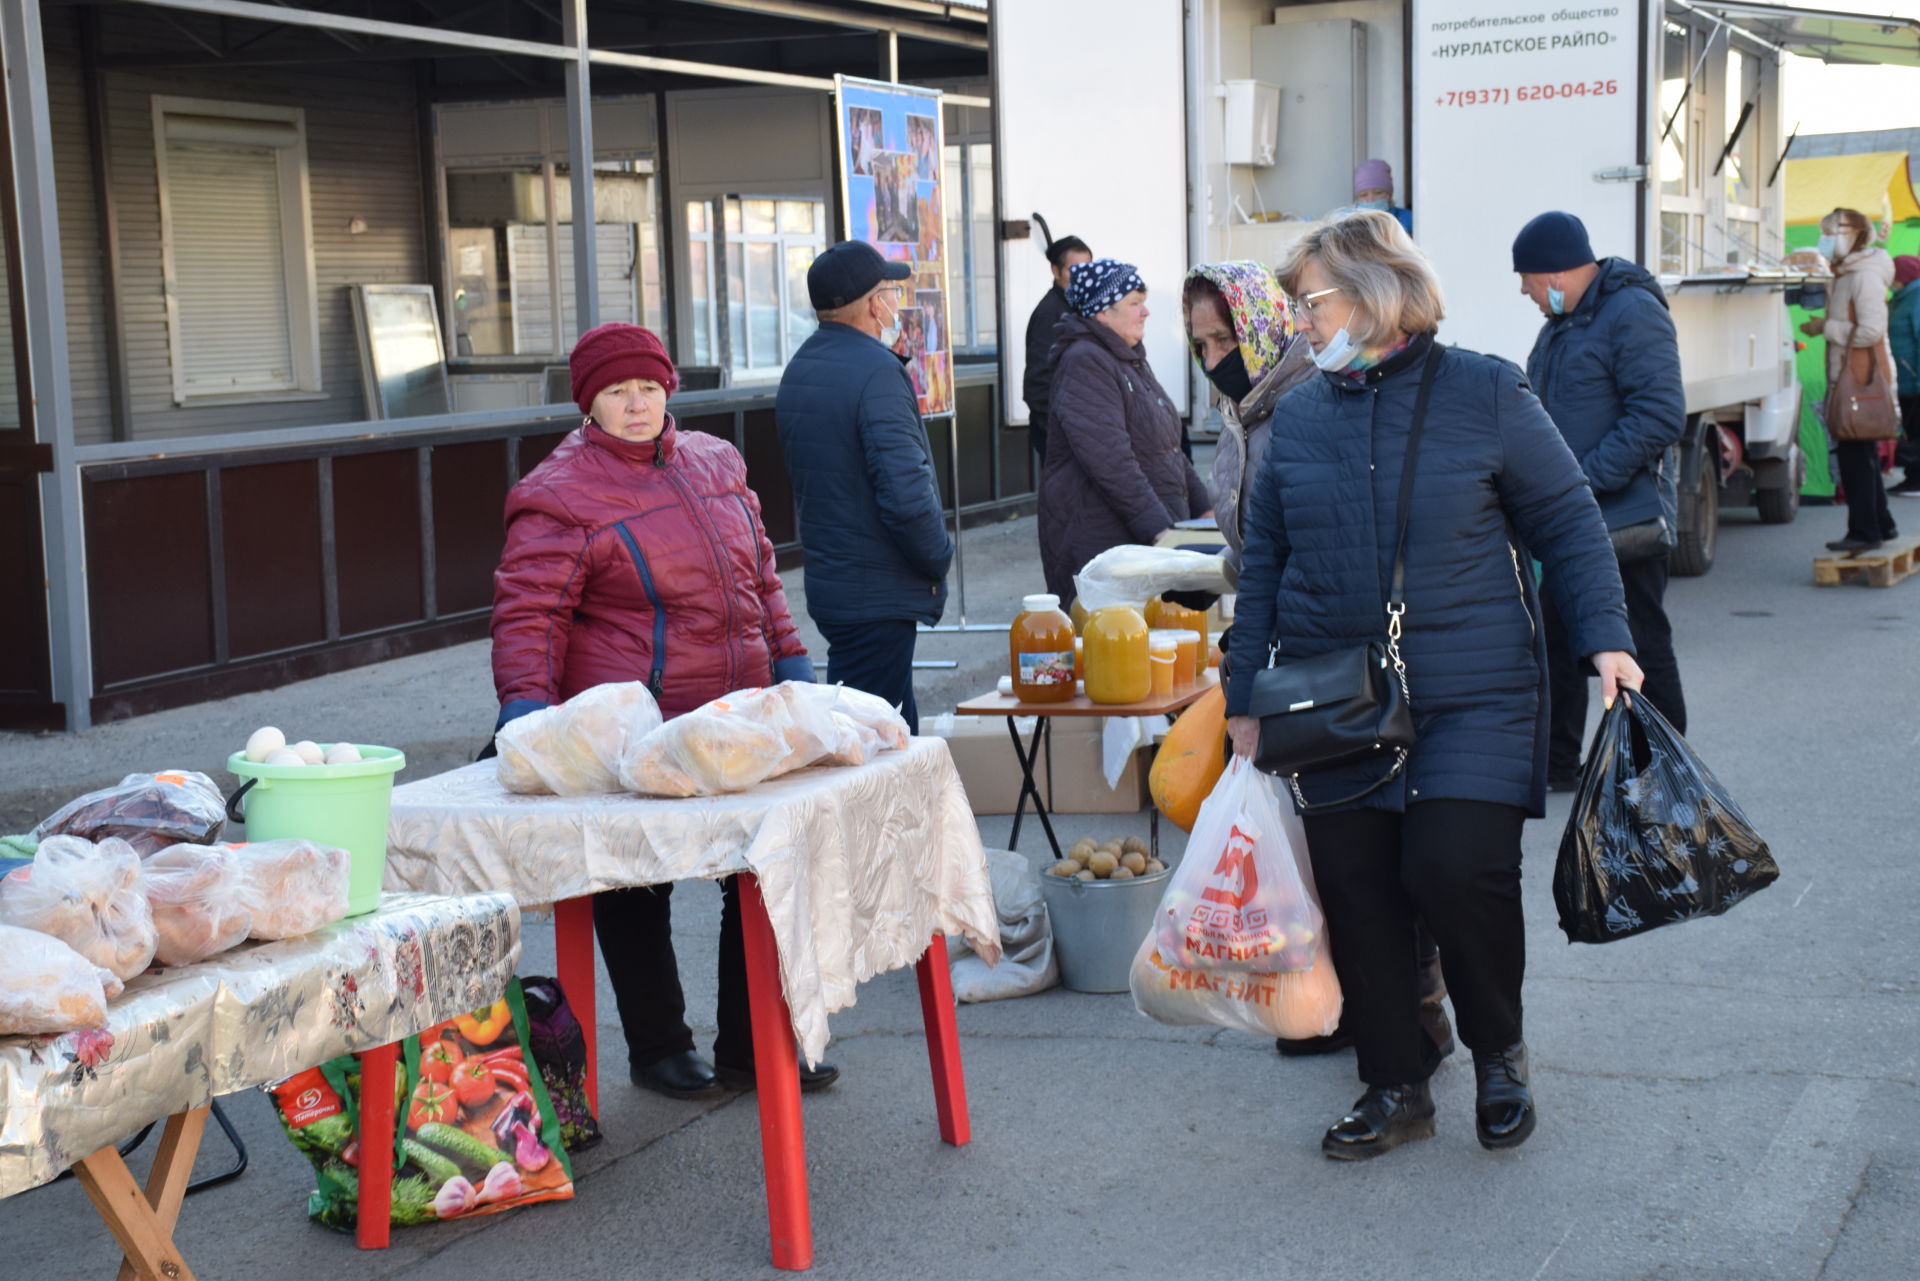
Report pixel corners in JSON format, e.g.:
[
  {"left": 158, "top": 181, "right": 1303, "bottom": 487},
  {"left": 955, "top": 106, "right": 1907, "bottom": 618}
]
[
  {"left": 620, "top": 688, "right": 802, "bottom": 797},
  {"left": 811, "top": 683, "right": 911, "bottom": 750},
  {"left": 141, "top": 843, "right": 254, "bottom": 965},
  {"left": 496, "top": 682, "right": 664, "bottom": 795},
  {"left": 227, "top": 838, "right": 351, "bottom": 939},
  {"left": 0, "top": 835, "right": 157, "bottom": 981},
  {"left": 0, "top": 923, "right": 116, "bottom": 1035}
]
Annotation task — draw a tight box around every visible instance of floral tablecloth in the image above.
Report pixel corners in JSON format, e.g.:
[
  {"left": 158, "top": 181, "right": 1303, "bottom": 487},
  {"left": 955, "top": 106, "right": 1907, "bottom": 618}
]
[
  {"left": 0, "top": 890, "right": 520, "bottom": 1198},
  {"left": 384, "top": 738, "right": 1001, "bottom": 1065}
]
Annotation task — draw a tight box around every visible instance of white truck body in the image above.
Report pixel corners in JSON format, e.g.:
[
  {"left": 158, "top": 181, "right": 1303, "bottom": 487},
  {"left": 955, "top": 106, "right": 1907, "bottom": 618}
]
[{"left": 994, "top": 0, "right": 1920, "bottom": 569}]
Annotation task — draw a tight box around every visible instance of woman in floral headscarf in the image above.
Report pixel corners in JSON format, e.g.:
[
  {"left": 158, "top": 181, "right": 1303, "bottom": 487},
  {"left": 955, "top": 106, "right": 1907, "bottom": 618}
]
[{"left": 1182, "top": 262, "right": 1313, "bottom": 577}]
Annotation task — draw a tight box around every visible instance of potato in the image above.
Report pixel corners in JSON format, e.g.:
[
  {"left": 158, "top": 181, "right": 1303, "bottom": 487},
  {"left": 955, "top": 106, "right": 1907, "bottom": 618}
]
[
  {"left": 1074, "top": 869, "right": 1096, "bottom": 882},
  {"left": 1069, "top": 838, "right": 1097, "bottom": 860},
  {"left": 1144, "top": 858, "right": 1166, "bottom": 875},
  {"left": 1086, "top": 850, "right": 1119, "bottom": 877},
  {"left": 1120, "top": 851, "right": 1147, "bottom": 875},
  {"left": 1048, "top": 860, "right": 1080, "bottom": 878},
  {"left": 1109, "top": 866, "right": 1135, "bottom": 880},
  {"left": 1120, "top": 836, "right": 1149, "bottom": 856}
]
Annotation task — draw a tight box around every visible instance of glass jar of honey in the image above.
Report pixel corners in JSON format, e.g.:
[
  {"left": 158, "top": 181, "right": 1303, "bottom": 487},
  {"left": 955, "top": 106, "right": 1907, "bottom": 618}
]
[
  {"left": 1009, "top": 593, "right": 1076, "bottom": 703},
  {"left": 1082, "top": 605, "right": 1151, "bottom": 704}
]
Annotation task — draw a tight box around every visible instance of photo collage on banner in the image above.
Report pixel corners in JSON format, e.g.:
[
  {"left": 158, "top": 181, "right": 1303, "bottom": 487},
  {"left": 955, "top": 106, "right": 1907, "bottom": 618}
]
[{"left": 835, "top": 76, "right": 954, "bottom": 417}]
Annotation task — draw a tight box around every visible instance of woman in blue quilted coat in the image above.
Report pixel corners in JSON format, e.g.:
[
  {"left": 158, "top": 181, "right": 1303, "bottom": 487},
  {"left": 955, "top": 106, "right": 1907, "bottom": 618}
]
[{"left": 1222, "top": 212, "right": 1641, "bottom": 1161}]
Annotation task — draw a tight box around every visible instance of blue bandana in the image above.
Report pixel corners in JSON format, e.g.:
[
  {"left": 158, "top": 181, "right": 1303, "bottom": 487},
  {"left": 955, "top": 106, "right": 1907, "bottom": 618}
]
[{"left": 1066, "top": 258, "right": 1146, "bottom": 317}]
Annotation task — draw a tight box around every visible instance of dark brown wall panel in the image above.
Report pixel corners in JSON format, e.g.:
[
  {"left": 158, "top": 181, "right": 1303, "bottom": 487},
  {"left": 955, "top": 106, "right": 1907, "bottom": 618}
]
[
  {"left": 517, "top": 432, "right": 567, "bottom": 478},
  {"left": 86, "top": 472, "right": 213, "bottom": 685},
  {"left": 999, "top": 427, "right": 1034, "bottom": 498},
  {"left": 0, "top": 474, "right": 52, "bottom": 701},
  {"left": 955, "top": 382, "right": 994, "bottom": 508},
  {"left": 738, "top": 408, "right": 794, "bottom": 546},
  {"left": 333, "top": 449, "right": 423, "bottom": 635},
  {"left": 221, "top": 459, "right": 324, "bottom": 658},
  {"left": 432, "top": 440, "right": 509, "bottom": 617}
]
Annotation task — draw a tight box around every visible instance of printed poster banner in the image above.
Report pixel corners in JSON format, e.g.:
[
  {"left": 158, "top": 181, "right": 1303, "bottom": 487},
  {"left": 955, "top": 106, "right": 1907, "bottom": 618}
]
[
  {"left": 835, "top": 74, "right": 955, "bottom": 418},
  {"left": 1410, "top": 1, "right": 1642, "bottom": 363}
]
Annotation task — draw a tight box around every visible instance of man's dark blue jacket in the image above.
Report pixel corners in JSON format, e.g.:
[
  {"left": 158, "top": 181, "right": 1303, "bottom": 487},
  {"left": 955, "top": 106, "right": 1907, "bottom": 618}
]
[
  {"left": 1524, "top": 257, "right": 1686, "bottom": 533},
  {"left": 776, "top": 322, "right": 952, "bottom": 626}
]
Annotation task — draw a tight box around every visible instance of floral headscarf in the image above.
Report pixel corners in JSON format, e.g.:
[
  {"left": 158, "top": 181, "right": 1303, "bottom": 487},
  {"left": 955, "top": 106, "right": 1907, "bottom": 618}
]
[{"left": 1183, "top": 261, "right": 1293, "bottom": 382}]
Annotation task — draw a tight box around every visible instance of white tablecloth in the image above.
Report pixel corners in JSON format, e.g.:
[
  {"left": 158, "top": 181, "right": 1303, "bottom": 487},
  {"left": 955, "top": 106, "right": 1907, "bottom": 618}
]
[
  {"left": 0, "top": 891, "right": 521, "bottom": 1198},
  {"left": 383, "top": 738, "right": 1001, "bottom": 1064}
]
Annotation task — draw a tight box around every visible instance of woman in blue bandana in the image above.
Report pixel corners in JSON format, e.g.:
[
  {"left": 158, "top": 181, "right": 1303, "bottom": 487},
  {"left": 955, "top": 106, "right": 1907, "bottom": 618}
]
[{"left": 1036, "top": 259, "right": 1211, "bottom": 604}]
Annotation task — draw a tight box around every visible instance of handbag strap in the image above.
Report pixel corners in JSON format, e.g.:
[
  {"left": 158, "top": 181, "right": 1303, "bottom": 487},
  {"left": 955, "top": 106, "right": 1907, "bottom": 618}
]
[{"left": 1388, "top": 343, "right": 1444, "bottom": 611}]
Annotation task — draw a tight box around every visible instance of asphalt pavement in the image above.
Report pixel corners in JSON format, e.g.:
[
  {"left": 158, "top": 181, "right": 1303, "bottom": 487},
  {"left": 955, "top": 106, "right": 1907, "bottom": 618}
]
[{"left": 1, "top": 489, "right": 1916, "bottom": 1281}]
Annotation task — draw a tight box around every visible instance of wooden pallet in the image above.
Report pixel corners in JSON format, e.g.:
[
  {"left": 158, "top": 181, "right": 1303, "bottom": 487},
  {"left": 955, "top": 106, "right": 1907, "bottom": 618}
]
[{"left": 1813, "top": 536, "right": 1920, "bottom": 587}]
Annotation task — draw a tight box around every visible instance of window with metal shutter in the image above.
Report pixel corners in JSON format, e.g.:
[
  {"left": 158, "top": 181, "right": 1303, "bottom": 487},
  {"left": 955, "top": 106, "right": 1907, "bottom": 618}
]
[
  {"left": 153, "top": 97, "right": 319, "bottom": 404},
  {"left": 164, "top": 142, "right": 294, "bottom": 395}
]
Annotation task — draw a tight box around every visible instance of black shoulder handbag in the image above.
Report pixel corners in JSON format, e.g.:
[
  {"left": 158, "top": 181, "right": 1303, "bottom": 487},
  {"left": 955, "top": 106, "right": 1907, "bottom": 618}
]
[{"left": 1246, "top": 344, "right": 1440, "bottom": 810}]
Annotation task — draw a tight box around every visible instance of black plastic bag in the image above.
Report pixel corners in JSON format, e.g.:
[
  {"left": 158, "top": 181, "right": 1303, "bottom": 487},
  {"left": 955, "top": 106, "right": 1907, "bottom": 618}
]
[{"left": 1554, "top": 695, "right": 1778, "bottom": 943}]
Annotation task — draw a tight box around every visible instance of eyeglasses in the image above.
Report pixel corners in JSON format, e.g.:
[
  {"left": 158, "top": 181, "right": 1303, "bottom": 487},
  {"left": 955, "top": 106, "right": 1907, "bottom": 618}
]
[{"left": 1293, "top": 286, "right": 1343, "bottom": 317}]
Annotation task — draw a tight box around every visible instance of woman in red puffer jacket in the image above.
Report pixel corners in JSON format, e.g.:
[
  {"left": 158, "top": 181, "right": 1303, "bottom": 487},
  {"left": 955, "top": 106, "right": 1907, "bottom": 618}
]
[{"left": 491, "top": 322, "right": 835, "bottom": 1101}]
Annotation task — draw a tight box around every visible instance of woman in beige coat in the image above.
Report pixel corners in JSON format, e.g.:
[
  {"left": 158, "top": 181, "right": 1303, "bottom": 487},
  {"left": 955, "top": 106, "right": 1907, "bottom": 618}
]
[{"left": 1802, "top": 207, "right": 1899, "bottom": 551}]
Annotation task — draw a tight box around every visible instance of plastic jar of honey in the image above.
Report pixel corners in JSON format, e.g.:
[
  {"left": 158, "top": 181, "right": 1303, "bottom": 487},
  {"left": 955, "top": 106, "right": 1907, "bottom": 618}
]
[
  {"left": 1009, "top": 593, "right": 1076, "bottom": 702},
  {"left": 1152, "top": 597, "right": 1209, "bottom": 662},
  {"left": 1147, "top": 632, "right": 1178, "bottom": 695},
  {"left": 1168, "top": 628, "right": 1202, "bottom": 685},
  {"left": 1082, "top": 605, "right": 1151, "bottom": 704}
]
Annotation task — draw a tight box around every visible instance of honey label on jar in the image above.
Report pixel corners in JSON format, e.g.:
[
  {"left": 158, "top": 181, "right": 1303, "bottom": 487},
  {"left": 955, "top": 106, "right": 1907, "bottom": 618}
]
[{"left": 1017, "top": 651, "right": 1075, "bottom": 686}]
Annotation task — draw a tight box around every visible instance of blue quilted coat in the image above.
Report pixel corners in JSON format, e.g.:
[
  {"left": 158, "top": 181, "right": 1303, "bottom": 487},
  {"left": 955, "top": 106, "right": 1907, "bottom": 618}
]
[{"left": 1224, "top": 336, "right": 1634, "bottom": 817}]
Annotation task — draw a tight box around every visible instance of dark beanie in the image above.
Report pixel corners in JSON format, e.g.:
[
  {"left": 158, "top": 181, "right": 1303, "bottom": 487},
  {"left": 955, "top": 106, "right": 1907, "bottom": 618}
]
[
  {"left": 1897, "top": 255, "right": 1920, "bottom": 286},
  {"left": 569, "top": 323, "right": 678, "bottom": 413},
  {"left": 1511, "top": 211, "right": 1595, "bottom": 274}
]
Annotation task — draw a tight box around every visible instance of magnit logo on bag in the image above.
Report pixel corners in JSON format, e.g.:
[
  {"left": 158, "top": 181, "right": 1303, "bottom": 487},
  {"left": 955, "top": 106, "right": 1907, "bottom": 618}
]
[{"left": 1181, "top": 819, "right": 1285, "bottom": 964}]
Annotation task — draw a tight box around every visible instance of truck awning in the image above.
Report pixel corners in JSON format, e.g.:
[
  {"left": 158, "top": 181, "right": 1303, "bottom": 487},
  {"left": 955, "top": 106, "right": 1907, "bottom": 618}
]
[
  {"left": 1684, "top": 3, "right": 1920, "bottom": 67},
  {"left": 1783, "top": 151, "right": 1920, "bottom": 222}
]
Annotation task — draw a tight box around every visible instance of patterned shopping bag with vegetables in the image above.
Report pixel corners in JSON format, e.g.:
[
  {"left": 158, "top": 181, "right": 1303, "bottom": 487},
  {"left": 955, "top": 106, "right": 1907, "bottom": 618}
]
[{"left": 267, "top": 979, "right": 574, "bottom": 1229}]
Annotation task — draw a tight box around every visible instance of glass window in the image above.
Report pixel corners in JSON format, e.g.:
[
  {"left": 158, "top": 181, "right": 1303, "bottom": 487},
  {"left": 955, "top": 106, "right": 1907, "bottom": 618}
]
[
  {"left": 786, "top": 244, "right": 818, "bottom": 353},
  {"left": 726, "top": 236, "right": 746, "bottom": 369},
  {"left": 1725, "top": 49, "right": 1760, "bottom": 209},
  {"left": 686, "top": 236, "right": 713, "bottom": 366},
  {"left": 779, "top": 201, "right": 816, "bottom": 235},
  {"left": 1660, "top": 22, "right": 1690, "bottom": 199},
  {"left": 743, "top": 198, "right": 777, "bottom": 235},
  {"left": 970, "top": 144, "right": 997, "bottom": 348},
  {"left": 1727, "top": 217, "right": 1760, "bottom": 266},
  {"left": 1661, "top": 211, "right": 1688, "bottom": 276},
  {"left": 705, "top": 195, "right": 827, "bottom": 377},
  {"left": 944, "top": 148, "right": 967, "bottom": 346}
]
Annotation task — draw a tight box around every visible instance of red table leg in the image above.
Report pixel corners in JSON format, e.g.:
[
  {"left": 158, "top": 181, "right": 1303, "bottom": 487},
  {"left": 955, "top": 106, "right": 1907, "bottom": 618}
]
[
  {"left": 738, "top": 873, "right": 813, "bottom": 1271},
  {"left": 355, "top": 1041, "right": 399, "bottom": 1250},
  {"left": 914, "top": 935, "right": 971, "bottom": 1147},
  {"left": 553, "top": 894, "right": 598, "bottom": 1114}
]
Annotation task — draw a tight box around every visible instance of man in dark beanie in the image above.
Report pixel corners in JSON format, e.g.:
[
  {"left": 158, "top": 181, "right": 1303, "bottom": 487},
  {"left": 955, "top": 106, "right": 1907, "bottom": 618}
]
[
  {"left": 1022, "top": 231, "right": 1093, "bottom": 463},
  {"left": 776, "top": 241, "right": 952, "bottom": 729},
  {"left": 1513, "top": 210, "right": 1688, "bottom": 788}
]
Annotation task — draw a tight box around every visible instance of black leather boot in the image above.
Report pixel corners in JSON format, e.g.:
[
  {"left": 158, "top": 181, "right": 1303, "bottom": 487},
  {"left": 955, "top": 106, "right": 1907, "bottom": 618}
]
[
  {"left": 1320, "top": 1080, "right": 1436, "bottom": 1161},
  {"left": 1473, "top": 1040, "right": 1536, "bottom": 1150},
  {"left": 632, "top": 1049, "right": 722, "bottom": 1101},
  {"left": 715, "top": 1057, "right": 841, "bottom": 1093}
]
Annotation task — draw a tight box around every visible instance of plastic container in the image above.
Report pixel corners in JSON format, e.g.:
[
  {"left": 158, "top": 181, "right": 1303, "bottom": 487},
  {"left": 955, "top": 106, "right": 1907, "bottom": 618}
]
[
  {"left": 1147, "top": 632, "right": 1178, "bottom": 695},
  {"left": 1082, "top": 605, "right": 1151, "bottom": 704},
  {"left": 1151, "top": 597, "right": 1210, "bottom": 664},
  {"left": 225, "top": 745, "right": 406, "bottom": 917},
  {"left": 1169, "top": 628, "right": 1202, "bottom": 685},
  {"left": 1009, "top": 593, "right": 1077, "bottom": 703},
  {"left": 1040, "top": 857, "right": 1177, "bottom": 992}
]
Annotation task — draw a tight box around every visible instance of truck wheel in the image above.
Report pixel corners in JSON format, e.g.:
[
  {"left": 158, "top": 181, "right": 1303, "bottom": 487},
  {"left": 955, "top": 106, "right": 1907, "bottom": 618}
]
[
  {"left": 1755, "top": 446, "right": 1804, "bottom": 525},
  {"left": 1671, "top": 442, "right": 1718, "bottom": 576}
]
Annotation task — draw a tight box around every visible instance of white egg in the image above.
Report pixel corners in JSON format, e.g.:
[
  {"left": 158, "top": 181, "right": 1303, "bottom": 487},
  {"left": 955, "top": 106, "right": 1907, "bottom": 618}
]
[
  {"left": 264, "top": 747, "right": 306, "bottom": 767},
  {"left": 290, "top": 740, "right": 325, "bottom": 765},
  {"left": 324, "top": 743, "right": 363, "bottom": 765},
  {"left": 245, "top": 726, "right": 287, "bottom": 763}
]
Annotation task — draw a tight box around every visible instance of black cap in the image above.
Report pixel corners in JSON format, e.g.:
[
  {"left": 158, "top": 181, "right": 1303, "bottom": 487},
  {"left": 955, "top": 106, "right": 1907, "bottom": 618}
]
[{"left": 808, "top": 240, "right": 912, "bottom": 310}]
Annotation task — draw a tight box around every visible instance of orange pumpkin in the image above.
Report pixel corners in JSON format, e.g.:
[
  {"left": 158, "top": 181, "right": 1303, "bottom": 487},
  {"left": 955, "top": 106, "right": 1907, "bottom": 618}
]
[{"left": 1149, "top": 684, "right": 1227, "bottom": 832}]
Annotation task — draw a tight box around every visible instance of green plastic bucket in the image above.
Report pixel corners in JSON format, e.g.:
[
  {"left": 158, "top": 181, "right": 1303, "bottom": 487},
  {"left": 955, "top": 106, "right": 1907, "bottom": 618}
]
[{"left": 225, "top": 745, "right": 406, "bottom": 917}]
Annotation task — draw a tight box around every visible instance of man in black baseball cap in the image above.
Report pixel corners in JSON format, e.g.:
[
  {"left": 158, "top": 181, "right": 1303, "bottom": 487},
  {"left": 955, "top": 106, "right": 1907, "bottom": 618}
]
[
  {"left": 805, "top": 239, "right": 912, "bottom": 311},
  {"left": 776, "top": 243, "right": 952, "bottom": 735}
]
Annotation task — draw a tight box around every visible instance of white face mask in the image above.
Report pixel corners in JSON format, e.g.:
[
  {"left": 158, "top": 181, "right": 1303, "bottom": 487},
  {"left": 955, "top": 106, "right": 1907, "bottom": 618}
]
[
  {"left": 876, "top": 292, "right": 903, "bottom": 348},
  {"left": 1312, "top": 327, "right": 1359, "bottom": 371}
]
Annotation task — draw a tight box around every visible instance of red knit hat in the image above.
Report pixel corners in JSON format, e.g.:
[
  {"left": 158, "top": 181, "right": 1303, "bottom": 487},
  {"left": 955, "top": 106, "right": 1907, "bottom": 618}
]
[
  {"left": 1897, "top": 255, "right": 1920, "bottom": 286},
  {"left": 569, "top": 323, "right": 678, "bottom": 412}
]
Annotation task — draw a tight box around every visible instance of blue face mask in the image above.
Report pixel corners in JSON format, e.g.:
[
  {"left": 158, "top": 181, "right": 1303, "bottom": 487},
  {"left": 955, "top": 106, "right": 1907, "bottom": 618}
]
[
  {"left": 1356, "top": 199, "right": 1390, "bottom": 212},
  {"left": 1312, "top": 327, "right": 1358, "bottom": 372},
  {"left": 1816, "top": 233, "right": 1842, "bottom": 261},
  {"left": 1548, "top": 286, "right": 1567, "bottom": 316}
]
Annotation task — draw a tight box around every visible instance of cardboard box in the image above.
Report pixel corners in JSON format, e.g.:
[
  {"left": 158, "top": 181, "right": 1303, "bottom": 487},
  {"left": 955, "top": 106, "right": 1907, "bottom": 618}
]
[{"left": 937, "top": 715, "right": 1150, "bottom": 816}]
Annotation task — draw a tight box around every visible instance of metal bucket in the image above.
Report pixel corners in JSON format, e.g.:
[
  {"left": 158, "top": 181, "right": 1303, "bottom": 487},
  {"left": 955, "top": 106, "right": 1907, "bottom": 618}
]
[{"left": 1038, "top": 857, "right": 1176, "bottom": 993}]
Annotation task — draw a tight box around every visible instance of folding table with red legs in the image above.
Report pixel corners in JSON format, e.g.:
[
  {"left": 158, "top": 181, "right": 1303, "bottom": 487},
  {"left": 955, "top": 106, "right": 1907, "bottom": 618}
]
[{"left": 385, "top": 737, "right": 1001, "bottom": 1272}]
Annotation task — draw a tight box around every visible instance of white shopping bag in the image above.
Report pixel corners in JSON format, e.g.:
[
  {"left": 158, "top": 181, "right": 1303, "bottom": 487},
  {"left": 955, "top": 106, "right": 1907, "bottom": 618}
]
[{"left": 1149, "top": 757, "right": 1322, "bottom": 973}]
